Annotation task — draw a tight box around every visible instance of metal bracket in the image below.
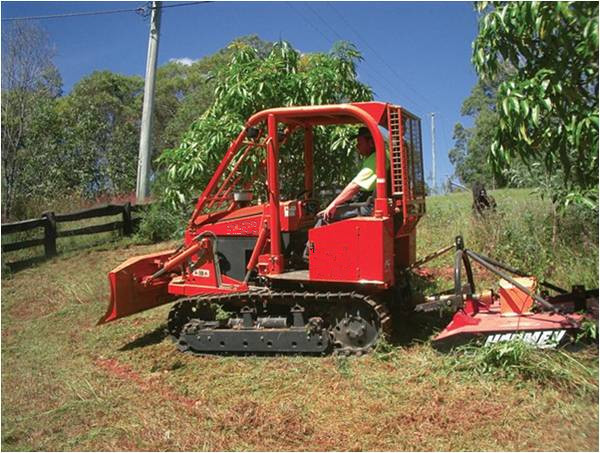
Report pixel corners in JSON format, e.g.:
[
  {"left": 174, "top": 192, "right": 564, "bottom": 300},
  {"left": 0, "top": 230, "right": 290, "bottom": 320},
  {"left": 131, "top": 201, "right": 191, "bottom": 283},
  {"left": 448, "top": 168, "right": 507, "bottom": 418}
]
[
  {"left": 290, "top": 304, "right": 305, "bottom": 329},
  {"left": 240, "top": 306, "right": 255, "bottom": 329}
]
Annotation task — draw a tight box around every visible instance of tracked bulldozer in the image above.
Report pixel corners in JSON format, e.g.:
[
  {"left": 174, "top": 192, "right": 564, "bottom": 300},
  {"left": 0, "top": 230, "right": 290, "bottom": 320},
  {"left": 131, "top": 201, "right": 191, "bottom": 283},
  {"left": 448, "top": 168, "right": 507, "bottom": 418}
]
[{"left": 99, "top": 102, "right": 597, "bottom": 354}]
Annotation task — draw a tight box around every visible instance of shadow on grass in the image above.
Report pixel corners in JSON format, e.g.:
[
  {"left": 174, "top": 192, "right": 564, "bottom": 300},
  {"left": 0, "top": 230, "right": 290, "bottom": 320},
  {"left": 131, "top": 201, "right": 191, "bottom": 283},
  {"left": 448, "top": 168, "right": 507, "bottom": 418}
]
[
  {"left": 386, "top": 269, "right": 456, "bottom": 347},
  {"left": 119, "top": 324, "right": 169, "bottom": 351},
  {"left": 3, "top": 255, "right": 47, "bottom": 273},
  {"left": 389, "top": 311, "right": 454, "bottom": 347}
]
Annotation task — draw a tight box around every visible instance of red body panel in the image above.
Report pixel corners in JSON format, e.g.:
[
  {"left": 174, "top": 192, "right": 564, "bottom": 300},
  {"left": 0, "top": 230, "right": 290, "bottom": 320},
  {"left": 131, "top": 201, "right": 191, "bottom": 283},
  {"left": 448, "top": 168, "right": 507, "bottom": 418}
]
[
  {"left": 190, "top": 201, "right": 313, "bottom": 239},
  {"left": 168, "top": 275, "right": 247, "bottom": 296},
  {"left": 308, "top": 217, "right": 394, "bottom": 286},
  {"left": 394, "top": 229, "right": 417, "bottom": 269}
]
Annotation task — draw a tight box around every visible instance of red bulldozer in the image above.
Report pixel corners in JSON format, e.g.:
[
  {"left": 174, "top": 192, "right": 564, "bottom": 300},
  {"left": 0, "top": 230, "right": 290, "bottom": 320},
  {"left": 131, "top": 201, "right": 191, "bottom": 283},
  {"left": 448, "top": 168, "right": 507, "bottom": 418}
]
[{"left": 99, "top": 102, "right": 597, "bottom": 354}]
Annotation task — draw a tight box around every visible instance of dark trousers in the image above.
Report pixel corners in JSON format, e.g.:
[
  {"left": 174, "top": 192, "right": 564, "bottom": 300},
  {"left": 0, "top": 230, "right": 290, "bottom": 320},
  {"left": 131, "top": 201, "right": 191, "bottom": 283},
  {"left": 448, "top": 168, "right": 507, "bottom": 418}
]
[{"left": 313, "top": 203, "right": 373, "bottom": 228}]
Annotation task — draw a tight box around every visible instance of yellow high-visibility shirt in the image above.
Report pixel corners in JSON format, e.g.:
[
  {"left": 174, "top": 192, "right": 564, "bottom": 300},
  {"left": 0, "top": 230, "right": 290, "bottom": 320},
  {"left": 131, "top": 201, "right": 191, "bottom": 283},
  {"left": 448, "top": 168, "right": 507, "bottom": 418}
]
[{"left": 351, "top": 151, "right": 390, "bottom": 192}]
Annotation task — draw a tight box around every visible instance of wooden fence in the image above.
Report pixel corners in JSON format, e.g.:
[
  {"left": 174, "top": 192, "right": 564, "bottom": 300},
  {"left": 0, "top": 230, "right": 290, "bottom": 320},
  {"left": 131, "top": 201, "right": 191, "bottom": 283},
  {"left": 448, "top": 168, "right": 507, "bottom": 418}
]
[{"left": 1, "top": 202, "right": 149, "bottom": 271}]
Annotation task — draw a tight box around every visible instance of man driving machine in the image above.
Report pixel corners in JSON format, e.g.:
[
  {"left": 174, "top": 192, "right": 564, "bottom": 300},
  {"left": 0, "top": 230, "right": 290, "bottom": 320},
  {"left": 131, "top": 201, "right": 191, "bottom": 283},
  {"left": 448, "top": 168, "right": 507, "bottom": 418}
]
[{"left": 317, "top": 127, "right": 388, "bottom": 223}]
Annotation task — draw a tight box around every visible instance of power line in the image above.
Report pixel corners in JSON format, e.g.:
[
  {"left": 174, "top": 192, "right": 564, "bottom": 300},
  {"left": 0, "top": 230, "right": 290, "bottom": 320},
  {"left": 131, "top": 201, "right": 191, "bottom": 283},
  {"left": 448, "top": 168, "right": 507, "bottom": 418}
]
[
  {"left": 300, "top": 1, "right": 430, "bottom": 115},
  {"left": 2, "top": 5, "right": 145, "bottom": 21},
  {"left": 285, "top": 2, "right": 335, "bottom": 48},
  {"left": 159, "top": 2, "right": 211, "bottom": 10},
  {"left": 326, "top": 2, "right": 438, "bottom": 112},
  {"left": 287, "top": 1, "right": 409, "bottom": 108},
  {"left": 2, "top": 2, "right": 210, "bottom": 22},
  {"left": 314, "top": 2, "right": 424, "bottom": 110}
]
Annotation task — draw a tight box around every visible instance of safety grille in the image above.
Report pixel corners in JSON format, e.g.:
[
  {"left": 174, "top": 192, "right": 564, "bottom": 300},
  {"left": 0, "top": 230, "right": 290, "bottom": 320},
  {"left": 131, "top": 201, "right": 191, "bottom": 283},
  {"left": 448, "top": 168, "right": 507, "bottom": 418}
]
[
  {"left": 387, "top": 106, "right": 404, "bottom": 196},
  {"left": 387, "top": 106, "right": 425, "bottom": 200},
  {"left": 403, "top": 113, "right": 425, "bottom": 198}
]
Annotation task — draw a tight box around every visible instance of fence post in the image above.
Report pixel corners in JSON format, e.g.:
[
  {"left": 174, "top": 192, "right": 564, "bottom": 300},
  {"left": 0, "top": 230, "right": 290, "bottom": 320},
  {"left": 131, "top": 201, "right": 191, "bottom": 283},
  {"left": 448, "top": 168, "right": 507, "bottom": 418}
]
[
  {"left": 42, "top": 211, "right": 57, "bottom": 258},
  {"left": 123, "top": 202, "right": 133, "bottom": 236}
]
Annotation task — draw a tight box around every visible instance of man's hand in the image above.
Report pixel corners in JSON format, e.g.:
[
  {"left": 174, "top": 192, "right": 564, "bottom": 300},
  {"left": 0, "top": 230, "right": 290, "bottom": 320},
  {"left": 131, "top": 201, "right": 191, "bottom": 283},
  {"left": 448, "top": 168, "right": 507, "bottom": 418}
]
[
  {"left": 317, "top": 182, "right": 361, "bottom": 223},
  {"left": 318, "top": 204, "right": 337, "bottom": 222}
]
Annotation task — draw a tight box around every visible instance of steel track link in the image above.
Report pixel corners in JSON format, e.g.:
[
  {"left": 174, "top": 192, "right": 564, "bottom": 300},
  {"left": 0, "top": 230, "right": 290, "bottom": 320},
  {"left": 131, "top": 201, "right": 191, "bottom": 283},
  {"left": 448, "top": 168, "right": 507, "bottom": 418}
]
[{"left": 167, "top": 288, "right": 391, "bottom": 356}]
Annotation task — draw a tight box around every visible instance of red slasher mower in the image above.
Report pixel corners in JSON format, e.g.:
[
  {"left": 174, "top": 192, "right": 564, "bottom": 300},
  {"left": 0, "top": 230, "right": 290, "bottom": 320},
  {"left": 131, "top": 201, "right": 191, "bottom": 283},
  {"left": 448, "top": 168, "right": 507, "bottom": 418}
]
[{"left": 98, "top": 102, "right": 598, "bottom": 354}]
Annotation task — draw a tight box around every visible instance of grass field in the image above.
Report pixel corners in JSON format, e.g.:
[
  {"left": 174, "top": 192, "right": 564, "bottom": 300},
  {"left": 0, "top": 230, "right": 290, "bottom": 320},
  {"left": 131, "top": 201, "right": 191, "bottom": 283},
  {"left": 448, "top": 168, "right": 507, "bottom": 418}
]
[{"left": 2, "top": 189, "right": 598, "bottom": 451}]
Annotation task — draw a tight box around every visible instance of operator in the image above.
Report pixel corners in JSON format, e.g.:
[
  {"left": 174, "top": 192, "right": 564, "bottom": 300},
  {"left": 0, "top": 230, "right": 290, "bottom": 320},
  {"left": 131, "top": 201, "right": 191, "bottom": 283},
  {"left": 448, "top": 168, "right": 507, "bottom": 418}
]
[{"left": 317, "top": 126, "right": 388, "bottom": 223}]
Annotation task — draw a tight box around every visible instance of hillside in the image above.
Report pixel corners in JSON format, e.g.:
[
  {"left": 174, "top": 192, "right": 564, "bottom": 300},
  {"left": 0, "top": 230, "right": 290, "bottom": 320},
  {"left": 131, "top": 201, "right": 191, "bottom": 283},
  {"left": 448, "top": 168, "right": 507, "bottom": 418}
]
[{"left": 2, "top": 189, "right": 598, "bottom": 451}]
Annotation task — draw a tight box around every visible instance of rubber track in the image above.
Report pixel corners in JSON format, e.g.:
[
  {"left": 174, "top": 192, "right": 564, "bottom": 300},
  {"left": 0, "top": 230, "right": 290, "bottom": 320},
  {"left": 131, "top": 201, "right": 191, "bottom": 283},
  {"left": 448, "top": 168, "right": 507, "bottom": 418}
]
[{"left": 167, "top": 288, "right": 392, "bottom": 355}]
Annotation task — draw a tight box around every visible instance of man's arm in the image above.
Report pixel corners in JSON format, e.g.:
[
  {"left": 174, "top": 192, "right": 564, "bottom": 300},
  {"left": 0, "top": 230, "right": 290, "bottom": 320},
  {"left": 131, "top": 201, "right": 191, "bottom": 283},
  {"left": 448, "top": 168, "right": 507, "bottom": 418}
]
[{"left": 319, "top": 181, "right": 361, "bottom": 221}]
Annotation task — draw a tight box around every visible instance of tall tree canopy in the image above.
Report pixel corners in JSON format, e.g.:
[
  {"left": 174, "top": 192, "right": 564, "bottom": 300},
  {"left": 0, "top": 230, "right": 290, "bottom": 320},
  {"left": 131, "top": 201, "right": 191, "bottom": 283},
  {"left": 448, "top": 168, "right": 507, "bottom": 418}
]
[
  {"left": 449, "top": 75, "right": 506, "bottom": 188},
  {"left": 154, "top": 35, "right": 274, "bottom": 158},
  {"left": 472, "top": 1, "right": 599, "bottom": 208},
  {"left": 59, "top": 71, "right": 144, "bottom": 195},
  {"left": 158, "top": 39, "right": 373, "bottom": 209},
  {"left": 1, "top": 21, "right": 62, "bottom": 219}
]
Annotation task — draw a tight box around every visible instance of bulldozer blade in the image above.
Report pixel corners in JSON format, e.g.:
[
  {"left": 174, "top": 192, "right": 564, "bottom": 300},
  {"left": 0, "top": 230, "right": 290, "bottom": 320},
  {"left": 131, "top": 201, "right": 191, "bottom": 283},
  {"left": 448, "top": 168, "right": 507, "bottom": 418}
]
[{"left": 98, "top": 250, "right": 176, "bottom": 325}]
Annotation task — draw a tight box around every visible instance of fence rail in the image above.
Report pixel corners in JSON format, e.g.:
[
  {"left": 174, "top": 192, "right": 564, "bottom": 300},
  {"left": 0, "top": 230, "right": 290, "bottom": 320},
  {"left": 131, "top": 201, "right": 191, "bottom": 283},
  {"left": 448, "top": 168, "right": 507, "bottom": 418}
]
[
  {"left": 1, "top": 218, "right": 47, "bottom": 235},
  {"left": 1, "top": 202, "right": 150, "bottom": 271}
]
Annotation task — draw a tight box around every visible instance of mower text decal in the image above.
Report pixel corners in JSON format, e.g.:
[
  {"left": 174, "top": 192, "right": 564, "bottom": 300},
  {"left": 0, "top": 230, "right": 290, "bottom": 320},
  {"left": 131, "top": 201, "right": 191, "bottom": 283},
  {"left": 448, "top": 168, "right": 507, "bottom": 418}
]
[{"left": 484, "top": 330, "right": 567, "bottom": 349}]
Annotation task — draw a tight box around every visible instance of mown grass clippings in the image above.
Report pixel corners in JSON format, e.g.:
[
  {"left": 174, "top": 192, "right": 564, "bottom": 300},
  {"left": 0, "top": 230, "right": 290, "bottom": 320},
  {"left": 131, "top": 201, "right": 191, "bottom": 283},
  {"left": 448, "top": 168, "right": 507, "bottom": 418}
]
[{"left": 2, "top": 189, "right": 598, "bottom": 451}]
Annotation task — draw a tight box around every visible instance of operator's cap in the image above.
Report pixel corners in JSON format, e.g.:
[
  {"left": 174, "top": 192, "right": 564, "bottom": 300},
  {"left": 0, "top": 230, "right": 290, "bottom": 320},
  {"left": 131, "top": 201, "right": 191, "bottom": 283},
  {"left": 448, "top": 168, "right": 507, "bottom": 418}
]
[{"left": 353, "top": 126, "right": 371, "bottom": 138}]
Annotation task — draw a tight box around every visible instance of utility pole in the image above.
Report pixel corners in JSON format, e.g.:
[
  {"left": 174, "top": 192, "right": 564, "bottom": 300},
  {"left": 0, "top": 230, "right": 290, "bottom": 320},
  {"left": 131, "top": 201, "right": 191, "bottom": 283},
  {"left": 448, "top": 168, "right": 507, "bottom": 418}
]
[
  {"left": 136, "top": 1, "right": 162, "bottom": 202},
  {"left": 430, "top": 112, "right": 436, "bottom": 194}
]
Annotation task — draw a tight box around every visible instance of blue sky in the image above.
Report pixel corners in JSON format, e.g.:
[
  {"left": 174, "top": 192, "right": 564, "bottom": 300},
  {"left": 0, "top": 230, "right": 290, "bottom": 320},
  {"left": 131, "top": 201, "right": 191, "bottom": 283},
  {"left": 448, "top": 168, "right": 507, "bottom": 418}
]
[{"left": 2, "top": 1, "right": 481, "bottom": 189}]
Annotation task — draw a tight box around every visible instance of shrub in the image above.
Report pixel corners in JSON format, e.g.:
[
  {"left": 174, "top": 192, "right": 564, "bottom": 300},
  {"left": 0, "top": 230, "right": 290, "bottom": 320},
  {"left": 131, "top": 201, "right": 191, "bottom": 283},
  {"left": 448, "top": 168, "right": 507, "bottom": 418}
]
[{"left": 135, "top": 201, "right": 185, "bottom": 243}]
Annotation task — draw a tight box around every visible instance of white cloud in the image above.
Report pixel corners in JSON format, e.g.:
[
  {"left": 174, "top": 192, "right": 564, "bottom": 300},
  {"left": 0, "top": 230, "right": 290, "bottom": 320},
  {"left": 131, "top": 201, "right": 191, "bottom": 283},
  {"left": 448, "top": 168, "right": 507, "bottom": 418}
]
[{"left": 169, "top": 57, "right": 197, "bottom": 66}]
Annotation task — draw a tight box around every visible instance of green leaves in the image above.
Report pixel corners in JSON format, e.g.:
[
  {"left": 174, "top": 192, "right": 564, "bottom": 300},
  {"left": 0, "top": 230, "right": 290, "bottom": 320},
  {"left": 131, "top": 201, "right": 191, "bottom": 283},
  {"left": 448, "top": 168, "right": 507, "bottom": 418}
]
[
  {"left": 160, "top": 39, "right": 373, "bottom": 209},
  {"left": 472, "top": 1, "right": 599, "bottom": 209}
]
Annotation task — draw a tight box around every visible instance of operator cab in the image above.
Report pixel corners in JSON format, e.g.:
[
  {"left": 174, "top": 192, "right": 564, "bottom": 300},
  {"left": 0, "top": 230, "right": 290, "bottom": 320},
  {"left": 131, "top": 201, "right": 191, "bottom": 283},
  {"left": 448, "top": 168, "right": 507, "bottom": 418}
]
[{"left": 187, "top": 102, "right": 425, "bottom": 288}]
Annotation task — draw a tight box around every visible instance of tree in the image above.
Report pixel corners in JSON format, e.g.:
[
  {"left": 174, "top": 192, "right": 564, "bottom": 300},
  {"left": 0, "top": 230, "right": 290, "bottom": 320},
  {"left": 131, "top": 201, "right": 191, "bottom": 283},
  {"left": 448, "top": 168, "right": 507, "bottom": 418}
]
[
  {"left": 448, "top": 74, "right": 508, "bottom": 188},
  {"left": 472, "top": 1, "right": 599, "bottom": 209},
  {"left": 59, "top": 71, "right": 144, "bottom": 196},
  {"left": 157, "top": 39, "right": 373, "bottom": 210},
  {"left": 1, "top": 20, "right": 62, "bottom": 219},
  {"left": 154, "top": 36, "right": 274, "bottom": 160}
]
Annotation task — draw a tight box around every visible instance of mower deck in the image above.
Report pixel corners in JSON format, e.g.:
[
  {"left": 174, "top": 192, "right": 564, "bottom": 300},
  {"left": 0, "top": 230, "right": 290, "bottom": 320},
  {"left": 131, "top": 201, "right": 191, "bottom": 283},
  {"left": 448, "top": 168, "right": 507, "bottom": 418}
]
[{"left": 432, "top": 301, "right": 584, "bottom": 350}]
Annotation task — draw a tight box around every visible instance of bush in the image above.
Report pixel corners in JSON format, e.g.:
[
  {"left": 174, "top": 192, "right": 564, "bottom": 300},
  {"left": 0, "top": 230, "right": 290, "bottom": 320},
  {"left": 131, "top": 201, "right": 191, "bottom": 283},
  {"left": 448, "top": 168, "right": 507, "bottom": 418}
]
[
  {"left": 469, "top": 197, "right": 598, "bottom": 288},
  {"left": 135, "top": 201, "right": 186, "bottom": 243}
]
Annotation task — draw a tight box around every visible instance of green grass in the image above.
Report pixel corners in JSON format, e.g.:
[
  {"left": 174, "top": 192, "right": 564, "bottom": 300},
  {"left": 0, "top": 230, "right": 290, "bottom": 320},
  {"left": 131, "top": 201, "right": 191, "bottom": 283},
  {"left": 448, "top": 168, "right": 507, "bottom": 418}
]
[
  {"left": 418, "top": 188, "right": 598, "bottom": 290},
  {"left": 1, "top": 189, "right": 598, "bottom": 451},
  {"left": 2, "top": 213, "right": 139, "bottom": 274}
]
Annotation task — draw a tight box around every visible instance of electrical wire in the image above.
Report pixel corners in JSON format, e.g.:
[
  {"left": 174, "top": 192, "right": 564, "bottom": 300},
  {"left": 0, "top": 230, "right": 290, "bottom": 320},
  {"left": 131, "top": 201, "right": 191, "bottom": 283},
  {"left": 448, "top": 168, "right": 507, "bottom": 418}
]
[
  {"left": 326, "top": 1, "right": 439, "bottom": 112},
  {"left": 302, "top": 2, "right": 404, "bottom": 100},
  {"left": 285, "top": 1, "right": 410, "bottom": 108},
  {"left": 2, "top": 5, "right": 145, "bottom": 21},
  {"left": 158, "top": 1, "right": 210, "bottom": 10},
  {"left": 285, "top": 2, "right": 335, "bottom": 48},
  {"left": 2, "top": 1, "right": 210, "bottom": 22},
  {"left": 301, "top": 1, "right": 430, "bottom": 115},
  {"left": 304, "top": 3, "right": 405, "bottom": 96}
]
